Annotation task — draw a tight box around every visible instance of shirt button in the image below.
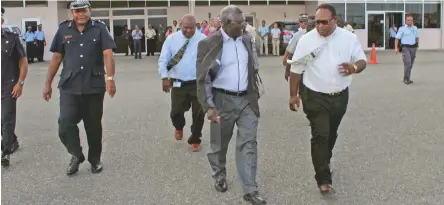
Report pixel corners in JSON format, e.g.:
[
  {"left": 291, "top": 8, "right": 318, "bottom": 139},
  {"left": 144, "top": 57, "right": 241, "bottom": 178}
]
[
  {"left": 5, "top": 41, "right": 8, "bottom": 44},
  {"left": 5, "top": 50, "right": 7, "bottom": 52},
  {"left": 80, "top": 33, "right": 83, "bottom": 35},
  {"left": 81, "top": 66, "right": 83, "bottom": 69},
  {"left": 80, "top": 55, "right": 83, "bottom": 58},
  {"left": 80, "top": 43, "right": 83, "bottom": 46}
]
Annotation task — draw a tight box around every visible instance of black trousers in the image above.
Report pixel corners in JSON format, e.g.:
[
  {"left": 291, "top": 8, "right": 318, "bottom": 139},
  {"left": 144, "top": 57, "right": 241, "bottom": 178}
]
[
  {"left": 300, "top": 84, "right": 349, "bottom": 185},
  {"left": 146, "top": 39, "right": 156, "bottom": 56},
  {"left": 389, "top": 37, "right": 395, "bottom": 49},
  {"left": 125, "top": 40, "right": 133, "bottom": 56},
  {"left": 170, "top": 82, "right": 205, "bottom": 144},
  {"left": 36, "top": 40, "right": 45, "bottom": 61},
  {"left": 26, "top": 42, "right": 35, "bottom": 62},
  {"left": 1, "top": 94, "right": 17, "bottom": 154},
  {"left": 58, "top": 92, "right": 104, "bottom": 164}
]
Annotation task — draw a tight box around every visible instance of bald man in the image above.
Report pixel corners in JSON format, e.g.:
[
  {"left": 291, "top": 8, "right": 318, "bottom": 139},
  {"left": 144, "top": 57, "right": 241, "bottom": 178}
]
[{"left": 158, "top": 14, "right": 207, "bottom": 152}]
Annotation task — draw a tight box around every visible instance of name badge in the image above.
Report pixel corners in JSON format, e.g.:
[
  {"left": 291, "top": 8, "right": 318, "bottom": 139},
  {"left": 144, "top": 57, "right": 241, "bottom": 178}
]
[{"left": 173, "top": 81, "right": 182, "bottom": 88}]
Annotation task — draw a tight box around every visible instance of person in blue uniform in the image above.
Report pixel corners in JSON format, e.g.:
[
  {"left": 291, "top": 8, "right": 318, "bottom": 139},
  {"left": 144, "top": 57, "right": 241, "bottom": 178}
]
[
  {"left": 1, "top": 7, "right": 29, "bottom": 167},
  {"left": 42, "top": 0, "right": 117, "bottom": 175},
  {"left": 23, "top": 26, "right": 36, "bottom": 63},
  {"left": 34, "top": 24, "right": 46, "bottom": 62}
]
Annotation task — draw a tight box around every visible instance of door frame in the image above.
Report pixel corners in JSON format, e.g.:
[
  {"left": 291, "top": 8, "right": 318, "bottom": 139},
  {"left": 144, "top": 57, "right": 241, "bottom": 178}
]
[
  {"left": 111, "top": 17, "right": 148, "bottom": 54},
  {"left": 366, "top": 11, "right": 386, "bottom": 50},
  {"left": 21, "top": 18, "right": 40, "bottom": 33},
  {"left": 384, "top": 11, "right": 404, "bottom": 49}
]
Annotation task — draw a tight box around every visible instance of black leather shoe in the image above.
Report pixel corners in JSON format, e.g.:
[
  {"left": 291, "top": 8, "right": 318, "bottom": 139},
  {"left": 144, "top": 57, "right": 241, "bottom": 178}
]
[
  {"left": 1, "top": 153, "right": 10, "bottom": 167},
  {"left": 243, "top": 191, "right": 267, "bottom": 205},
  {"left": 214, "top": 178, "right": 228, "bottom": 192},
  {"left": 66, "top": 155, "right": 85, "bottom": 175},
  {"left": 10, "top": 140, "right": 20, "bottom": 154},
  {"left": 91, "top": 162, "right": 103, "bottom": 173}
]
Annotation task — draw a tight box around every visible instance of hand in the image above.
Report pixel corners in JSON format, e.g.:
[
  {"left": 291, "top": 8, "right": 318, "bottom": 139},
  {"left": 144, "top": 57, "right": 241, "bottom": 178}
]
[
  {"left": 207, "top": 108, "right": 220, "bottom": 123},
  {"left": 162, "top": 79, "right": 171, "bottom": 93},
  {"left": 289, "top": 95, "right": 300, "bottom": 111},
  {"left": 338, "top": 63, "right": 355, "bottom": 76},
  {"left": 106, "top": 80, "right": 116, "bottom": 98},
  {"left": 43, "top": 84, "right": 52, "bottom": 101},
  {"left": 11, "top": 83, "right": 23, "bottom": 99},
  {"left": 282, "top": 58, "right": 287, "bottom": 66},
  {"left": 284, "top": 69, "right": 290, "bottom": 82},
  {"left": 395, "top": 48, "right": 399, "bottom": 54}
]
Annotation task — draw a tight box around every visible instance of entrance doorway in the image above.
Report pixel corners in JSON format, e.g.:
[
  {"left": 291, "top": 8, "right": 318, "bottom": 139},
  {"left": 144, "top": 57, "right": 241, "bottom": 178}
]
[
  {"left": 385, "top": 12, "right": 403, "bottom": 49},
  {"left": 112, "top": 18, "right": 146, "bottom": 54},
  {"left": 367, "top": 12, "right": 385, "bottom": 48}
]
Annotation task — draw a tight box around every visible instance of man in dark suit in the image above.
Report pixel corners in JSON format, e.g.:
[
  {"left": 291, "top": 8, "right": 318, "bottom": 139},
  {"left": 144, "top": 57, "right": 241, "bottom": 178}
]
[{"left": 196, "top": 5, "right": 265, "bottom": 205}]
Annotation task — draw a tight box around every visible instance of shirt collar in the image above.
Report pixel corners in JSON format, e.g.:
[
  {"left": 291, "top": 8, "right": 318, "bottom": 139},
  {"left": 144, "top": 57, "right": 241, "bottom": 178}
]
[{"left": 220, "top": 27, "right": 242, "bottom": 42}]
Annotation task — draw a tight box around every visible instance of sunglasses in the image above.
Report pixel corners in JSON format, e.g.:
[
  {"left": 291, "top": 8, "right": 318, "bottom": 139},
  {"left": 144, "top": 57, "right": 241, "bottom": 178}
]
[{"left": 315, "top": 19, "right": 332, "bottom": 25}]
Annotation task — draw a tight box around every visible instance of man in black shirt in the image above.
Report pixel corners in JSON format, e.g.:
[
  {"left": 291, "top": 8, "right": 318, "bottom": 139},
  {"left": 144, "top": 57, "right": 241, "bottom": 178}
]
[
  {"left": 1, "top": 7, "right": 29, "bottom": 167},
  {"left": 42, "top": 0, "right": 117, "bottom": 175}
]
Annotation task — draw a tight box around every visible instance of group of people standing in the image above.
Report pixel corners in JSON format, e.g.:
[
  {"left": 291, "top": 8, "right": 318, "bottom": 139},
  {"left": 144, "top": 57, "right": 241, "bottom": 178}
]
[
  {"left": 22, "top": 24, "right": 46, "bottom": 63},
  {"left": 121, "top": 24, "right": 159, "bottom": 59}
]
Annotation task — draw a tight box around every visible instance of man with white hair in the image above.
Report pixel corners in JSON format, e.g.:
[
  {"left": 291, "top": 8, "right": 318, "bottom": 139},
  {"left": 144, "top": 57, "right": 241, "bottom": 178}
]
[{"left": 196, "top": 5, "right": 266, "bottom": 205}]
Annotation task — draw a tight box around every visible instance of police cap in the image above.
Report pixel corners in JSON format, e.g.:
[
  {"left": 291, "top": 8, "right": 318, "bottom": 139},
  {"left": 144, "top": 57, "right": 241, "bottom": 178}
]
[{"left": 70, "top": 0, "right": 91, "bottom": 10}]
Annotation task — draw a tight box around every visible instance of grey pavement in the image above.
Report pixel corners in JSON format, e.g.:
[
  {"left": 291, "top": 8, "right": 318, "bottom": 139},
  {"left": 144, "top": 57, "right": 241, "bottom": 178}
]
[{"left": 2, "top": 51, "right": 444, "bottom": 205}]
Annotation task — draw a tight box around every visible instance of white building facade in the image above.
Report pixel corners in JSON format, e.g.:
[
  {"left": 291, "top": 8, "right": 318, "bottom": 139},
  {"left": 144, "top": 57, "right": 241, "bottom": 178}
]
[{"left": 1, "top": 0, "right": 442, "bottom": 60}]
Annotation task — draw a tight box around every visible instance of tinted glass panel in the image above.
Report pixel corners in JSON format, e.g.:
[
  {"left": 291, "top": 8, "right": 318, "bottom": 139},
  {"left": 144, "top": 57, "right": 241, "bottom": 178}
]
[
  {"left": 346, "top": 3, "right": 365, "bottom": 29},
  {"left": 367, "top": 3, "right": 404, "bottom": 11},
  {"left": 25, "top": 0, "right": 48, "bottom": 7},
  {"left": 147, "top": 9, "right": 168, "bottom": 15},
  {"left": 170, "top": 1, "right": 189, "bottom": 6},
  {"left": 111, "top": 0, "right": 128, "bottom": 8},
  {"left": 424, "top": 3, "right": 441, "bottom": 28},
  {"left": 330, "top": 3, "right": 345, "bottom": 26},
  {"left": 91, "top": 0, "right": 111, "bottom": 8},
  {"left": 196, "top": 1, "right": 209, "bottom": 6},
  {"left": 112, "top": 9, "right": 145, "bottom": 16},
  {"left": 269, "top": 0, "right": 286, "bottom": 5},
  {"left": 288, "top": 0, "right": 305, "bottom": 5},
  {"left": 210, "top": 0, "right": 229, "bottom": 5},
  {"left": 1, "top": 1, "right": 24, "bottom": 7},
  {"left": 146, "top": 0, "right": 168, "bottom": 7},
  {"left": 405, "top": 3, "right": 423, "bottom": 28},
  {"left": 230, "top": 0, "right": 248, "bottom": 5},
  {"left": 91, "top": 10, "right": 110, "bottom": 17},
  {"left": 129, "top": 0, "right": 145, "bottom": 7}
]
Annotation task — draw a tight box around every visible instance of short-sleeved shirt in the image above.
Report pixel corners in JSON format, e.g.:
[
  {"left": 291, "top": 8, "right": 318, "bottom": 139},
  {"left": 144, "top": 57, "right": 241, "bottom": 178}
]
[
  {"left": 286, "top": 30, "right": 306, "bottom": 53},
  {"left": 50, "top": 19, "right": 117, "bottom": 95},
  {"left": 1, "top": 29, "right": 26, "bottom": 97},
  {"left": 270, "top": 28, "right": 281, "bottom": 39},
  {"left": 395, "top": 25, "right": 419, "bottom": 45},
  {"left": 258, "top": 26, "right": 269, "bottom": 40}
]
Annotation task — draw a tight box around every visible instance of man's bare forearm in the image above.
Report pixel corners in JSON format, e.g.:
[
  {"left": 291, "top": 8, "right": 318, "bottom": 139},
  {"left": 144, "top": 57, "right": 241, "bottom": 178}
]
[
  {"left": 45, "top": 53, "right": 62, "bottom": 86},
  {"left": 354, "top": 59, "right": 367, "bottom": 73},
  {"left": 104, "top": 49, "right": 115, "bottom": 77},
  {"left": 395, "top": 39, "right": 400, "bottom": 49},
  {"left": 289, "top": 72, "right": 302, "bottom": 97},
  {"left": 18, "top": 57, "right": 28, "bottom": 82}
]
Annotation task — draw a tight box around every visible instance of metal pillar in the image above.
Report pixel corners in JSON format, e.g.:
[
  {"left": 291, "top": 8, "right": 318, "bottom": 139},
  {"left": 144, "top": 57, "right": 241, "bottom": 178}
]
[{"left": 189, "top": 0, "right": 195, "bottom": 15}]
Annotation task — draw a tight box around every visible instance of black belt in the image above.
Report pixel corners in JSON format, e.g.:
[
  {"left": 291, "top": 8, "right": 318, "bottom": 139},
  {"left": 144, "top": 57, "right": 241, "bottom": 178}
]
[
  {"left": 213, "top": 88, "right": 247, "bottom": 96},
  {"left": 171, "top": 78, "right": 196, "bottom": 86},
  {"left": 311, "top": 87, "right": 348, "bottom": 97},
  {"left": 401, "top": 44, "right": 418, "bottom": 48}
]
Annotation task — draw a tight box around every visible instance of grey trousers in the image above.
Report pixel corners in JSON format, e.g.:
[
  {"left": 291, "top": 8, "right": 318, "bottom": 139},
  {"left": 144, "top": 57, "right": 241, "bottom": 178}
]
[
  {"left": 208, "top": 90, "right": 259, "bottom": 194},
  {"left": 401, "top": 47, "right": 417, "bottom": 80}
]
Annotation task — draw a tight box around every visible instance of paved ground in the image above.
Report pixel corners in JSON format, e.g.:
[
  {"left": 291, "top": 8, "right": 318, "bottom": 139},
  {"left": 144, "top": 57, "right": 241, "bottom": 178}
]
[{"left": 2, "top": 51, "right": 444, "bottom": 205}]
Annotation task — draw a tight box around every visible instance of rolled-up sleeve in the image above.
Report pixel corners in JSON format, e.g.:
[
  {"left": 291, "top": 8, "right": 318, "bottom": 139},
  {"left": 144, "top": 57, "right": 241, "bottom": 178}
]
[
  {"left": 395, "top": 28, "right": 403, "bottom": 39},
  {"left": 158, "top": 35, "right": 171, "bottom": 79}
]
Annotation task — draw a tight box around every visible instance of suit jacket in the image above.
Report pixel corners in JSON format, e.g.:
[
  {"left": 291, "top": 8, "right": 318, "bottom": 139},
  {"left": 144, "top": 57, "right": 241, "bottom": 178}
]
[{"left": 196, "top": 30, "right": 260, "bottom": 117}]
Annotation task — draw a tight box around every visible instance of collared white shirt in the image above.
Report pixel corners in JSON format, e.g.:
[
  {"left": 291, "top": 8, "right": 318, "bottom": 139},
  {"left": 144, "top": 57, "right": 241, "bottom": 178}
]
[
  {"left": 212, "top": 28, "right": 249, "bottom": 92},
  {"left": 145, "top": 28, "right": 156, "bottom": 39},
  {"left": 292, "top": 27, "right": 367, "bottom": 93}
]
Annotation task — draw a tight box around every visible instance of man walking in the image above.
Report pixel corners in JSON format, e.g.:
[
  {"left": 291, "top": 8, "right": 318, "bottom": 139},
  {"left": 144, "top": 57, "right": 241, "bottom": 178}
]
[
  {"left": 395, "top": 14, "right": 418, "bottom": 85},
  {"left": 43, "top": 0, "right": 117, "bottom": 175},
  {"left": 288, "top": 3, "right": 367, "bottom": 194},
  {"left": 158, "top": 14, "right": 206, "bottom": 152},
  {"left": 1, "top": 7, "right": 29, "bottom": 167},
  {"left": 34, "top": 24, "right": 46, "bottom": 62},
  {"left": 197, "top": 5, "right": 266, "bottom": 205}
]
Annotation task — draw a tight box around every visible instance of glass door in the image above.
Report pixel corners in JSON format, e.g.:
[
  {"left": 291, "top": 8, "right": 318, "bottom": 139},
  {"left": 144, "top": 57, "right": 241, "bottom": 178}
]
[
  {"left": 129, "top": 19, "right": 146, "bottom": 53},
  {"left": 367, "top": 12, "right": 385, "bottom": 49},
  {"left": 148, "top": 17, "right": 167, "bottom": 52},
  {"left": 113, "top": 19, "right": 129, "bottom": 54}
]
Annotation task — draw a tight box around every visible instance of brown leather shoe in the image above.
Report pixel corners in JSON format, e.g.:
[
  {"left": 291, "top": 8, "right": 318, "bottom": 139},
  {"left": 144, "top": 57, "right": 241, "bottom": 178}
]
[
  {"left": 174, "top": 130, "right": 183, "bottom": 140},
  {"left": 318, "top": 184, "right": 335, "bottom": 195}
]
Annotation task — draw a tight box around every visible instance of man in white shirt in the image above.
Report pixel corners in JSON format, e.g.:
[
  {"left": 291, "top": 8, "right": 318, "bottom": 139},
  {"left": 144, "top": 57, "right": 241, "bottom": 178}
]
[
  {"left": 145, "top": 24, "right": 156, "bottom": 56},
  {"left": 288, "top": 3, "right": 367, "bottom": 195},
  {"left": 257, "top": 20, "right": 269, "bottom": 56}
]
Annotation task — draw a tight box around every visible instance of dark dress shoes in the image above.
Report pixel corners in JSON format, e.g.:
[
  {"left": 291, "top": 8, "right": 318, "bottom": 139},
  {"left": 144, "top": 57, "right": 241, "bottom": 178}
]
[
  {"left": 243, "top": 191, "right": 267, "bottom": 205},
  {"left": 10, "top": 140, "right": 19, "bottom": 154},
  {"left": 318, "top": 184, "right": 335, "bottom": 195},
  {"left": 1, "top": 153, "right": 10, "bottom": 167},
  {"left": 214, "top": 178, "right": 228, "bottom": 192},
  {"left": 66, "top": 155, "right": 85, "bottom": 175},
  {"left": 91, "top": 162, "right": 103, "bottom": 173}
]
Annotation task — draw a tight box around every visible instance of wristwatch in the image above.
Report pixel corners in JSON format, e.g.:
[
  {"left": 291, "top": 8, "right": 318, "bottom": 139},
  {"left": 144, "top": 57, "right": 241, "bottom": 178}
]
[
  {"left": 18, "top": 80, "right": 25, "bottom": 85},
  {"left": 353, "top": 64, "right": 358, "bottom": 73},
  {"left": 106, "top": 76, "right": 115, "bottom": 81}
]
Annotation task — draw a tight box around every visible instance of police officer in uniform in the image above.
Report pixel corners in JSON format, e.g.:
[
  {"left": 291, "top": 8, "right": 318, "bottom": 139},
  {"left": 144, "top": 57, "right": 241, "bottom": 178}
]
[
  {"left": 1, "top": 7, "right": 29, "bottom": 167},
  {"left": 42, "top": 0, "right": 117, "bottom": 175}
]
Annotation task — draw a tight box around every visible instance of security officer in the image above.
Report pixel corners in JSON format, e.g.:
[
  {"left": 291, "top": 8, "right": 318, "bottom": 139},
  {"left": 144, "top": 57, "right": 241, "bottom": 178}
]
[
  {"left": 42, "top": 0, "right": 117, "bottom": 175},
  {"left": 1, "top": 7, "right": 29, "bottom": 167},
  {"left": 23, "top": 26, "right": 36, "bottom": 63},
  {"left": 35, "top": 24, "right": 46, "bottom": 62}
]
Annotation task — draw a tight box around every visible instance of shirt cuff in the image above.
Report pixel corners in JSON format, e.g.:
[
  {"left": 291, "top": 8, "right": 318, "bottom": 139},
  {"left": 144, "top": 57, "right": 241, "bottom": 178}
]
[
  {"left": 290, "top": 64, "right": 305, "bottom": 74},
  {"left": 160, "top": 70, "right": 168, "bottom": 79}
]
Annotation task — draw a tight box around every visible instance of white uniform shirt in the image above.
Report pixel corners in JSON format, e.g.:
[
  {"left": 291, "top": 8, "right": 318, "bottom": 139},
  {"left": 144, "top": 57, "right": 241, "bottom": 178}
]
[{"left": 291, "top": 27, "right": 366, "bottom": 93}]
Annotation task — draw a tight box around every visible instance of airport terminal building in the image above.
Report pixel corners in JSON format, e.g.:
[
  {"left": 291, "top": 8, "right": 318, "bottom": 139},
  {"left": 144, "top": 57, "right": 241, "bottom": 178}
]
[{"left": 2, "top": 0, "right": 443, "bottom": 60}]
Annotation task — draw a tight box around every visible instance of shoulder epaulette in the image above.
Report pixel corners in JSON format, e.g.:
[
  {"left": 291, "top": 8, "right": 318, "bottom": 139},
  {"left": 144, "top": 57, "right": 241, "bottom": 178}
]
[
  {"left": 92, "top": 19, "right": 106, "bottom": 26},
  {"left": 59, "top": 20, "right": 70, "bottom": 26}
]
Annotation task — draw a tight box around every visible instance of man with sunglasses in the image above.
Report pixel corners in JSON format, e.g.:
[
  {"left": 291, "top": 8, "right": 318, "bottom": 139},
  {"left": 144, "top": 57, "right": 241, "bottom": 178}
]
[
  {"left": 395, "top": 14, "right": 419, "bottom": 85},
  {"left": 288, "top": 3, "right": 367, "bottom": 195},
  {"left": 43, "top": 0, "right": 117, "bottom": 175},
  {"left": 196, "top": 5, "right": 266, "bottom": 205}
]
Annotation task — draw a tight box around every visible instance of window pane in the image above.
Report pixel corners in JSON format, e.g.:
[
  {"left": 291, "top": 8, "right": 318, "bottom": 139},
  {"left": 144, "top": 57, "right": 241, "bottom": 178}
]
[
  {"left": 249, "top": 0, "right": 267, "bottom": 5},
  {"left": 25, "top": 0, "right": 48, "bottom": 7},
  {"left": 196, "top": 0, "right": 209, "bottom": 6},
  {"left": 424, "top": 3, "right": 441, "bottom": 28},
  {"left": 210, "top": 0, "right": 229, "bottom": 6},
  {"left": 346, "top": 3, "right": 365, "bottom": 29},
  {"left": 147, "top": 9, "right": 167, "bottom": 15},
  {"left": 111, "top": 0, "right": 128, "bottom": 8},
  {"left": 129, "top": 0, "right": 145, "bottom": 7},
  {"left": 146, "top": 0, "right": 168, "bottom": 7},
  {"left": 230, "top": 0, "right": 248, "bottom": 5},
  {"left": 269, "top": 0, "right": 286, "bottom": 5},
  {"left": 405, "top": 3, "right": 423, "bottom": 28},
  {"left": 91, "top": 0, "right": 110, "bottom": 8},
  {"left": 112, "top": 9, "right": 145, "bottom": 16},
  {"left": 367, "top": 3, "right": 404, "bottom": 11},
  {"left": 91, "top": 10, "right": 110, "bottom": 17},
  {"left": 288, "top": 0, "right": 305, "bottom": 5},
  {"left": 1, "top": 1, "right": 24, "bottom": 7},
  {"left": 330, "top": 3, "right": 345, "bottom": 26},
  {"left": 170, "top": 1, "right": 189, "bottom": 6}
]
